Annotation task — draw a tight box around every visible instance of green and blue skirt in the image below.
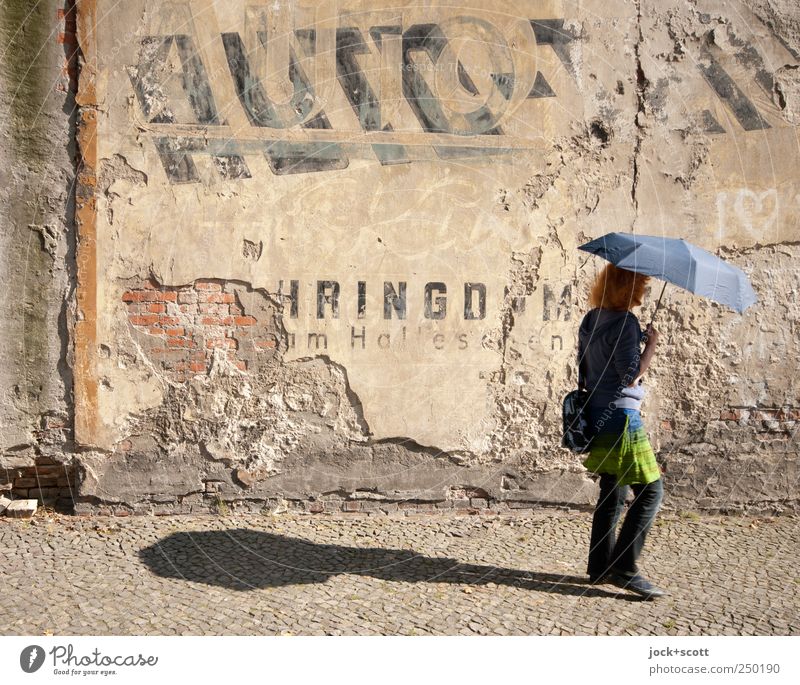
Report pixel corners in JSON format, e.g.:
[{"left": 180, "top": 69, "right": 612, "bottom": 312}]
[{"left": 583, "top": 407, "right": 661, "bottom": 486}]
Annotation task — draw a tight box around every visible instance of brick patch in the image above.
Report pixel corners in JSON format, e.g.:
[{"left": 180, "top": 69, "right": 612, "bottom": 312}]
[
  {"left": 2, "top": 460, "right": 76, "bottom": 508},
  {"left": 123, "top": 278, "right": 280, "bottom": 382},
  {"left": 718, "top": 407, "right": 799, "bottom": 431}
]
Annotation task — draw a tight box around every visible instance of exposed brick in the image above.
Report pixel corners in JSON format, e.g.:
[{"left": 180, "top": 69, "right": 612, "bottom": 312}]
[
  {"left": 752, "top": 409, "right": 779, "bottom": 421},
  {"left": 36, "top": 457, "right": 63, "bottom": 466},
  {"left": 31, "top": 487, "right": 60, "bottom": 500},
  {"left": 201, "top": 293, "right": 236, "bottom": 304},
  {"left": 129, "top": 314, "right": 159, "bottom": 326},
  {"left": 166, "top": 338, "right": 197, "bottom": 348},
  {"left": 33, "top": 457, "right": 60, "bottom": 466},
  {"left": 342, "top": 501, "right": 361, "bottom": 512},
  {"left": 22, "top": 465, "right": 65, "bottom": 477},
  {"left": 0, "top": 467, "right": 21, "bottom": 483},
  {"left": 199, "top": 304, "right": 228, "bottom": 315},
  {"left": 34, "top": 477, "right": 59, "bottom": 488},
  {"left": 122, "top": 277, "right": 283, "bottom": 384},
  {"left": 177, "top": 291, "right": 198, "bottom": 304},
  {"left": 14, "top": 478, "right": 38, "bottom": 488},
  {"left": 206, "top": 338, "right": 237, "bottom": 349},
  {"left": 201, "top": 316, "right": 234, "bottom": 326}
]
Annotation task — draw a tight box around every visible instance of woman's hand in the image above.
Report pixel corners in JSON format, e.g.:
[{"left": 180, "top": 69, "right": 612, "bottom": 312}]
[{"left": 642, "top": 324, "right": 659, "bottom": 346}]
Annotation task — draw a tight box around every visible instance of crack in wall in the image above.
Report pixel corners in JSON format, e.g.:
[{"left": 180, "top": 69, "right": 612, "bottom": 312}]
[
  {"left": 494, "top": 249, "right": 543, "bottom": 386},
  {"left": 631, "top": 0, "right": 647, "bottom": 218}
]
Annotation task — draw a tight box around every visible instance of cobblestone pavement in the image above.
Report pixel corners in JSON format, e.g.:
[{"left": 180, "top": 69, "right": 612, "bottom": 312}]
[{"left": 1, "top": 510, "right": 798, "bottom": 636}]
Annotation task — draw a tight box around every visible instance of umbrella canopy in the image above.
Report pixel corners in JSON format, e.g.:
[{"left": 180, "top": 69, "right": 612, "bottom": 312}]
[{"left": 578, "top": 232, "right": 757, "bottom": 314}]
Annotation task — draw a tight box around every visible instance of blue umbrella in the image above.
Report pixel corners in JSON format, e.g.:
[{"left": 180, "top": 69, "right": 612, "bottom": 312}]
[{"left": 578, "top": 232, "right": 758, "bottom": 323}]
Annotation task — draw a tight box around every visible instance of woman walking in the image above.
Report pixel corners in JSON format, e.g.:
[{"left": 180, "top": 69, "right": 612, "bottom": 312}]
[{"left": 577, "top": 263, "right": 666, "bottom": 599}]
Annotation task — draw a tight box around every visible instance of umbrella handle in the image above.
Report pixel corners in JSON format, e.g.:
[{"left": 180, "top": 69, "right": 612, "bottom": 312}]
[
  {"left": 642, "top": 281, "right": 667, "bottom": 345},
  {"left": 633, "top": 281, "right": 667, "bottom": 385}
]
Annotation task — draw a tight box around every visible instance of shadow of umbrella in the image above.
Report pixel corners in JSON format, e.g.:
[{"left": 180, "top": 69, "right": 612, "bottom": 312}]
[{"left": 138, "top": 528, "right": 638, "bottom": 600}]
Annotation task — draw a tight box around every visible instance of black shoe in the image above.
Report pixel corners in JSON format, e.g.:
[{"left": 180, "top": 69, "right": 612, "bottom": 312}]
[
  {"left": 587, "top": 572, "right": 609, "bottom": 584},
  {"left": 609, "top": 571, "right": 667, "bottom": 599}
]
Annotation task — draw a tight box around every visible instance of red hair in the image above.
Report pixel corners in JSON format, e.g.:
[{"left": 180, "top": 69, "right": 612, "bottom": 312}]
[{"left": 588, "top": 263, "right": 649, "bottom": 311}]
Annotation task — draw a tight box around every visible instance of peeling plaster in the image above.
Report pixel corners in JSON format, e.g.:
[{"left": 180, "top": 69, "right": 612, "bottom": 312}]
[{"left": 63, "top": 0, "right": 800, "bottom": 513}]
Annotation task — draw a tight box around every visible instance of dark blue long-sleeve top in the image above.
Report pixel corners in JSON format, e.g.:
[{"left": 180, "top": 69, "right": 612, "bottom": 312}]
[{"left": 577, "top": 308, "right": 645, "bottom": 412}]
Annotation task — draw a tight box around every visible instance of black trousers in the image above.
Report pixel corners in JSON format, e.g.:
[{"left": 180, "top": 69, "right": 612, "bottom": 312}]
[{"left": 587, "top": 473, "right": 664, "bottom": 578}]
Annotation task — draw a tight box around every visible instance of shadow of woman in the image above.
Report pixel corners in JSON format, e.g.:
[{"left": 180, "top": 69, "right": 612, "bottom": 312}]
[{"left": 138, "top": 528, "right": 635, "bottom": 599}]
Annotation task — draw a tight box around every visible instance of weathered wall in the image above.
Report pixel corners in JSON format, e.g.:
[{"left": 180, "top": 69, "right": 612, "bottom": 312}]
[
  {"left": 3, "top": 0, "right": 798, "bottom": 515},
  {"left": 0, "top": 0, "right": 76, "bottom": 507}
]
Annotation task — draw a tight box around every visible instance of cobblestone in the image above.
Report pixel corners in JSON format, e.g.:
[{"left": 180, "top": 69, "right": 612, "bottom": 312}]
[{"left": 0, "top": 511, "right": 797, "bottom": 635}]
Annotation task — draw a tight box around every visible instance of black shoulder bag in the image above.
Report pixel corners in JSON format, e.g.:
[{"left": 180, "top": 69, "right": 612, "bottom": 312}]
[
  {"left": 562, "top": 388, "right": 593, "bottom": 453},
  {"left": 562, "top": 324, "right": 594, "bottom": 453}
]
